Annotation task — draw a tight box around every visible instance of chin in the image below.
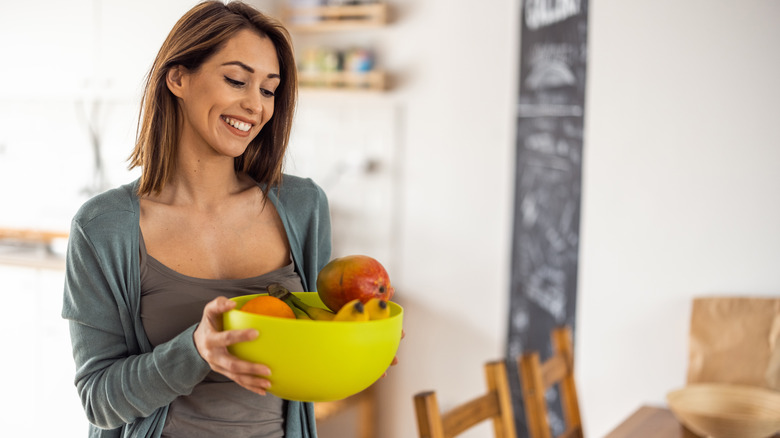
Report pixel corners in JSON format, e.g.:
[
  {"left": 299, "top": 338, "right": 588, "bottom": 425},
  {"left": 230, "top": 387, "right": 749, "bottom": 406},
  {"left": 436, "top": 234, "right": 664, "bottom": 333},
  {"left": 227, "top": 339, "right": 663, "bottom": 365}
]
[{"left": 217, "top": 142, "right": 253, "bottom": 159}]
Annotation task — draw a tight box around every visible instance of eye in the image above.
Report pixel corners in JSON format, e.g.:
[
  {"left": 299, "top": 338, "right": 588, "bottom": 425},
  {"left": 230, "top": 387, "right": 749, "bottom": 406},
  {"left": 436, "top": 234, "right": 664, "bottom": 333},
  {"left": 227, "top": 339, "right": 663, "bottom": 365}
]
[
  {"left": 261, "top": 88, "right": 275, "bottom": 98},
  {"left": 224, "top": 76, "right": 245, "bottom": 87}
]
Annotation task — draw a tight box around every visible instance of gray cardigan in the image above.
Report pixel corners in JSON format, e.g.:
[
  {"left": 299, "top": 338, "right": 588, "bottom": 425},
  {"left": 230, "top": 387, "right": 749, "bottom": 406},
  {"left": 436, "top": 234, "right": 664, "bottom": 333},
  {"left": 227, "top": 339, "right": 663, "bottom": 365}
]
[{"left": 62, "top": 175, "right": 331, "bottom": 438}]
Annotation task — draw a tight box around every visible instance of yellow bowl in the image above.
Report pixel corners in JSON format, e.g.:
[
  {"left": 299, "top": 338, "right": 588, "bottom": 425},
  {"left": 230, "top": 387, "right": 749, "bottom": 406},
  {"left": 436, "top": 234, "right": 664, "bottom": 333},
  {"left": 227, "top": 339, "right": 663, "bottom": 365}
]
[
  {"left": 666, "top": 383, "right": 780, "bottom": 438},
  {"left": 223, "top": 292, "right": 404, "bottom": 402}
]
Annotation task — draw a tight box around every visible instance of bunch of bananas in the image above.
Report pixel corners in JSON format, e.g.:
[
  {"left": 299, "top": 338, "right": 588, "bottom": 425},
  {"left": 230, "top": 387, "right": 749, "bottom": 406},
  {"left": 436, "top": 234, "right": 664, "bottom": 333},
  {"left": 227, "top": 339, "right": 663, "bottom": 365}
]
[{"left": 267, "top": 284, "right": 391, "bottom": 322}]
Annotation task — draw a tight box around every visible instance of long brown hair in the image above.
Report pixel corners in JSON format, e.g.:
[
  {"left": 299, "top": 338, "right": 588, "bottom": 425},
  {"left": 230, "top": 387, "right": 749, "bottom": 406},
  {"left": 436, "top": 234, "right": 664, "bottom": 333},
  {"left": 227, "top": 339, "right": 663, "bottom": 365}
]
[{"left": 128, "top": 1, "right": 297, "bottom": 196}]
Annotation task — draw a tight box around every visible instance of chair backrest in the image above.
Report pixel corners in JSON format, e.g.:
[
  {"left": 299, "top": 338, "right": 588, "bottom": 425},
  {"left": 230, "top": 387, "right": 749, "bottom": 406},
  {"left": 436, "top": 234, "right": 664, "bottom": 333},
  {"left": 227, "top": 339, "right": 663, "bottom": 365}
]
[
  {"left": 518, "top": 326, "right": 583, "bottom": 438},
  {"left": 414, "top": 360, "right": 517, "bottom": 438}
]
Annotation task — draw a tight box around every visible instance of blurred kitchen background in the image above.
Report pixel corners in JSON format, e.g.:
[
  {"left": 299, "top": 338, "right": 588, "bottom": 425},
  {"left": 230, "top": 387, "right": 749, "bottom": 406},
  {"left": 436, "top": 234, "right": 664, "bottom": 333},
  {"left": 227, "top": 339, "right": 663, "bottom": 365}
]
[{"left": 1, "top": 0, "right": 778, "bottom": 437}]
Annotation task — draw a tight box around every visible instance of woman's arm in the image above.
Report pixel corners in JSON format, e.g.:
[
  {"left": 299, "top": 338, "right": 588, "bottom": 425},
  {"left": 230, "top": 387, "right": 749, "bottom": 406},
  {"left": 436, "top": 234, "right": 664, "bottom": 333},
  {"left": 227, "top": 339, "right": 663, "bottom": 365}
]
[{"left": 63, "top": 218, "right": 211, "bottom": 429}]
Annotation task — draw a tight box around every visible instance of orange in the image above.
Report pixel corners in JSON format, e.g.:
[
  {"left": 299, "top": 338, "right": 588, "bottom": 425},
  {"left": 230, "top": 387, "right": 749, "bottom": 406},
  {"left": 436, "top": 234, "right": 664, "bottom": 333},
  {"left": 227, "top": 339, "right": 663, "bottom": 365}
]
[{"left": 240, "top": 295, "right": 296, "bottom": 319}]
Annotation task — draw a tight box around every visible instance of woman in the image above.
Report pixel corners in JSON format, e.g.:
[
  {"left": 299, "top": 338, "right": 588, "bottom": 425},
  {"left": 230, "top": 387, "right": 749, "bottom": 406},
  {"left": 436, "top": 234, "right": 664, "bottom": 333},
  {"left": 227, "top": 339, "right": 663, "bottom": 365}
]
[{"left": 62, "top": 2, "right": 328, "bottom": 436}]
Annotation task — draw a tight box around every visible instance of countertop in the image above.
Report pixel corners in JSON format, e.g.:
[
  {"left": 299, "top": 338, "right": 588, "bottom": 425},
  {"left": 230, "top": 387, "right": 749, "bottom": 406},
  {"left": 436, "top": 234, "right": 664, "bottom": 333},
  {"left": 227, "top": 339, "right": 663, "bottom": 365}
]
[{"left": 0, "top": 228, "right": 68, "bottom": 270}]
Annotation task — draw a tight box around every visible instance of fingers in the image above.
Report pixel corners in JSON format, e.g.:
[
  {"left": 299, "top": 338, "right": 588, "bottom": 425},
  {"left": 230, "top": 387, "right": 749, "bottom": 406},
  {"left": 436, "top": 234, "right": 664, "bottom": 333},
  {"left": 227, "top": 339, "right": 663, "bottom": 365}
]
[
  {"left": 381, "top": 329, "right": 405, "bottom": 378},
  {"left": 199, "top": 328, "right": 257, "bottom": 362},
  {"left": 203, "top": 296, "right": 236, "bottom": 331},
  {"left": 208, "top": 344, "right": 269, "bottom": 377},
  {"left": 229, "top": 368, "right": 273, "bottom": 395},
  {"left": 194, "top": 296, "right": 274, "bottom": 395},
  {"left": 381, "top": 353, "right": 401, "bottom": 379},
  {"left": 194, "top": 297, "right": 241, "bottom": 356},
  {"left": 216, "top": 327, "right": 259, "bottom": 346},
  {"left": 211, "top": 355, "right": 273, "bottom": 395},
  {"left": 201, "top": 332, "right": 273, "bottom": 395}
]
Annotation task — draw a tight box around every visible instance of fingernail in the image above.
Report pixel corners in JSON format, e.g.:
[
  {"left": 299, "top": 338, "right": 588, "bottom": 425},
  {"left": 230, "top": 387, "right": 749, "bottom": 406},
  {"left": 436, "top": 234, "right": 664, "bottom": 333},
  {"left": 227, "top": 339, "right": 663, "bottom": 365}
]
[{"left": 261, "top": 380, "right": 272, "bottom": 389}]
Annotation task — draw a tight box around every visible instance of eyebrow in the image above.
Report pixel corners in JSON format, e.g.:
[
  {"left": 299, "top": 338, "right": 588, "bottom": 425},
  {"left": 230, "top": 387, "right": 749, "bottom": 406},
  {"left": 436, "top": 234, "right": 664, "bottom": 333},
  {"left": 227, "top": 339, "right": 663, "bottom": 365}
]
[{"left": 222, "top": 61, "right": 280, "bottom": 79}]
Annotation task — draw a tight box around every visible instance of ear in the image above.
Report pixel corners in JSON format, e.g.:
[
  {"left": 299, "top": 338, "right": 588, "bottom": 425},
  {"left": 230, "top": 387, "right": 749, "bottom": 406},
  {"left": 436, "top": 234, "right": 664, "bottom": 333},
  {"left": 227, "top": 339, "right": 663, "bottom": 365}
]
[{"left": 166, "top": 65, "right": 188, "bottom": 98}]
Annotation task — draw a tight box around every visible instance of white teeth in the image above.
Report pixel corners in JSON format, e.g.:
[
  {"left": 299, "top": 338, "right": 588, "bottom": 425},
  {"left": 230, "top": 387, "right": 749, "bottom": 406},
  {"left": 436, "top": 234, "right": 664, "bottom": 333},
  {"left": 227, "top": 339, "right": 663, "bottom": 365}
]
[{"left": 223, "top": 116, "right": 251, "bottom": 132}]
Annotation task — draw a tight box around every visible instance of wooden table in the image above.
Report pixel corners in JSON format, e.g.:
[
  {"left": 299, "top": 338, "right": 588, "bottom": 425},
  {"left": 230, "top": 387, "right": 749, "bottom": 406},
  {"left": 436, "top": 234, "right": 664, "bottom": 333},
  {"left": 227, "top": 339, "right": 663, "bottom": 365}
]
[{"left": 604, "top": 405, "right": 700, "bottom": 438}]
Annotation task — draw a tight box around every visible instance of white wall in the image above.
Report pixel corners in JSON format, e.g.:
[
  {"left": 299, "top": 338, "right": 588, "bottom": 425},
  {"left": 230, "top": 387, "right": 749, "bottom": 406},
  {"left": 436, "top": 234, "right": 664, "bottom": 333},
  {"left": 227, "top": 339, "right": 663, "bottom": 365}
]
[
  {"left": 375, "top": 0, "right": 519, "bottom": 437},
  {"left": 2, "top": 1, "right": 779, "bottom": 438},
  {"left": 578, "top": 1, "right": 780, "bottom": 436}
]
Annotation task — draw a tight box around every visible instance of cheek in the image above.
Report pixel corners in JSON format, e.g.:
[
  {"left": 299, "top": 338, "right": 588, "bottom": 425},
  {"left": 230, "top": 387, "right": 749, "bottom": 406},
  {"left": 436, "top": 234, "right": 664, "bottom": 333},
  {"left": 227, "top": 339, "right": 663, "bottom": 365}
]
[{"left": 263, "top": 102, "right": 276, "bottom": 125}]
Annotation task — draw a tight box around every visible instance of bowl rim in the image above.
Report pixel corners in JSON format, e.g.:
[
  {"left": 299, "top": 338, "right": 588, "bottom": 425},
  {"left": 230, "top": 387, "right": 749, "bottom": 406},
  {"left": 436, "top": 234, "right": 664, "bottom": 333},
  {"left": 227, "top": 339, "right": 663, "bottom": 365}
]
[
  {"left": 666, "top": 383, "right": 780, "bottom": 421},
  {"left": 228, "top": 292, "right": 404, "bottom": 324}
]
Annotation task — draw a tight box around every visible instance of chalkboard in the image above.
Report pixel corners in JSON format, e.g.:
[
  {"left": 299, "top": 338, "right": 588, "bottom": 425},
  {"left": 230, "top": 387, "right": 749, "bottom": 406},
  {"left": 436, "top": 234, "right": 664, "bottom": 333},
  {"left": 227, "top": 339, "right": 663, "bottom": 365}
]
[{"left": 506, "top": 1, "right": 589, "bottom": 436}]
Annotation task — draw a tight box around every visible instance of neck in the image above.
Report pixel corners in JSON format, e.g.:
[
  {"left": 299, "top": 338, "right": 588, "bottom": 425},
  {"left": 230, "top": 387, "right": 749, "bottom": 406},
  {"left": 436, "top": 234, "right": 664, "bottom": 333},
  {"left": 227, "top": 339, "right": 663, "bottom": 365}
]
[{"left": 161, "top": 148, "right": 251, "bottom": 210}]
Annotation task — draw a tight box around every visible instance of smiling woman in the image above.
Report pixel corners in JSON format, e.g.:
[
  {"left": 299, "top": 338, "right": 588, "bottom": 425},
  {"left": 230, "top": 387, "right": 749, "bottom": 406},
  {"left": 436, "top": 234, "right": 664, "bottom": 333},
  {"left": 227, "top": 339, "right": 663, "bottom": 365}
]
[
  {"left": 128, "top": 1, "right": 298, "bottom": 199},
  {"left": 61, "top": 2, "right": 329, "bottom": 438}
]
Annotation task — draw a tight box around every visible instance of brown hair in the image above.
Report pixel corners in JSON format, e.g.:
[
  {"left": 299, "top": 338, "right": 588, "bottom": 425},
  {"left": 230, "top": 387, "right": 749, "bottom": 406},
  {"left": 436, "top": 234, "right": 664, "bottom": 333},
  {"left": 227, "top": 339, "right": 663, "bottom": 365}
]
[{"left": 128, "top": 0, "right": 297, "bottom": 196}]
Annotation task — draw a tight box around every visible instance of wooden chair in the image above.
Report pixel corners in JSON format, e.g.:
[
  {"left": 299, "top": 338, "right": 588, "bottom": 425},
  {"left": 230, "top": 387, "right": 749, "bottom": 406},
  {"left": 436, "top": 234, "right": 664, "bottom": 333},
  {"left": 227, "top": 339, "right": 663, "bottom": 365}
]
[
  {"left": 315, "top": 384, "right": 376, "bottom": 438},
  {"left": 518, "top": 326, "right": 583, "bottom": 438},
  {"left": 414, "top": 360, "right": 516, "bottom": 438}
]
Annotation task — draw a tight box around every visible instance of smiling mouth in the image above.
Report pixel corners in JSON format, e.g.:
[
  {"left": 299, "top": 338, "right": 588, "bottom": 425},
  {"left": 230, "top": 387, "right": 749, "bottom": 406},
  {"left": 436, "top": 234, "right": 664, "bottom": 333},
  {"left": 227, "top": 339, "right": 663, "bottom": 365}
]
[{"left": 221, "top": 116, "right": 252, "bottom": 132}]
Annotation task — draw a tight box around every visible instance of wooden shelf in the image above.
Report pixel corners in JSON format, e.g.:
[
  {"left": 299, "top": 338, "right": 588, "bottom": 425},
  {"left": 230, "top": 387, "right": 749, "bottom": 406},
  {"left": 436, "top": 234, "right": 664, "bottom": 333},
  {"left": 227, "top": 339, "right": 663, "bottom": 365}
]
[
  {"left": 284, "top": 3, "right": 388, "bottom": 32},
  {"left": 298, "top": 70, "right": 386, "bottom": 91},
  {"left": 285, "top": 3, "right": 391, "bottom": 92}
]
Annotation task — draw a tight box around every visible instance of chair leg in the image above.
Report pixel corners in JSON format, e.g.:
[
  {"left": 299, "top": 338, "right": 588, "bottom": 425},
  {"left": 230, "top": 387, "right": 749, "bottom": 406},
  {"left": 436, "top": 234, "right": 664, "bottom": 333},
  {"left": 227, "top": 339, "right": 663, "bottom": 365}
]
[
  {"left": 414, "top": 391, "right": 445, "bottom": 438},
  {"left": 358, "top": 386, "right": 377, "bottom": 438}
]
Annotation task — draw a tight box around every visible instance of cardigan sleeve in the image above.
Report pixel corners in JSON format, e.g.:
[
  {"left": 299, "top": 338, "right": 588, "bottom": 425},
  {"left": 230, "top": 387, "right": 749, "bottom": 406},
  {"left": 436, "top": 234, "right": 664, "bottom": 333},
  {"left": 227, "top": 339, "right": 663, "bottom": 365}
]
[{"left": 62, "top": 199, "right": 211, "bottom": 430}]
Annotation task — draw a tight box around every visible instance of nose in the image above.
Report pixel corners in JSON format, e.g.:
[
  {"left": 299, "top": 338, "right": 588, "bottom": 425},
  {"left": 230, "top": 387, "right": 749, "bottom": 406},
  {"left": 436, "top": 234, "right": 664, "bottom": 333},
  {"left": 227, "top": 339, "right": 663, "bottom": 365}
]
[{"left": 241, "top": 89, "right": 263, "bottom": 115}]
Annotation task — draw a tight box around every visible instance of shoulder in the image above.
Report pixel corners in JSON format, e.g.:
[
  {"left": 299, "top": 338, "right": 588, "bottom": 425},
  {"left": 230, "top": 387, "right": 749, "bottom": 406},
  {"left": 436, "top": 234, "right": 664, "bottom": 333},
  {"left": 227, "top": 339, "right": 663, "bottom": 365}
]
[
  {"left": 267, "top": 174, "right": 331, "bottom": 235},
  {"left": 271, "top": 174, "right": 329, "bottom": 206},
  {"left": 72, "top": 180, "right": 140, "bottom": 231}
]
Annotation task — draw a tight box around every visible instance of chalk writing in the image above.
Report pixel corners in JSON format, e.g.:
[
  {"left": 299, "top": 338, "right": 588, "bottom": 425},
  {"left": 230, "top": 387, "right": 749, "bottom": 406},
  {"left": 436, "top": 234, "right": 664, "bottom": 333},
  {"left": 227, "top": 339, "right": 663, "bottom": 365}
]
[{"left": 525, "top": 0, "right": 582, "bottom": 30}]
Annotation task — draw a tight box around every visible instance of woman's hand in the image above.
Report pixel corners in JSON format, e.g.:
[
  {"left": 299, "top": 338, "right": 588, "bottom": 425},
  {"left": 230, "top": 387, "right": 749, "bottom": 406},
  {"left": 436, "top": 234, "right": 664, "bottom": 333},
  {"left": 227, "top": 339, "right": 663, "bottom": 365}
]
[
  {"left": 382, "top": 329, "right": 405, "bottom": 378},
  {"left": 194, "top": 296, "right": 273, "bottom": 395}
]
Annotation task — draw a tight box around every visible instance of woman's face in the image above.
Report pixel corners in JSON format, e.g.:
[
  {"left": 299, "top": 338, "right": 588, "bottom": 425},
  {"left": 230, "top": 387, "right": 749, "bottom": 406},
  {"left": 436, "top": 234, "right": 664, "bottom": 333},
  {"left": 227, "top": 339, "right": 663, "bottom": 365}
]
[{"left": 171, "top": 29, "right": 280, "bottom": 159}]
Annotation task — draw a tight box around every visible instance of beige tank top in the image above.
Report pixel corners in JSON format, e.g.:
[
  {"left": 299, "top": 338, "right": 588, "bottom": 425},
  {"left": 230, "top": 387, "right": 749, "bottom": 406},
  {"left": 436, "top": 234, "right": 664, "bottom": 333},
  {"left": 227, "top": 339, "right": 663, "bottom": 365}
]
[{"left": 139, "top": 233, "right": 304, "bottom": 438}]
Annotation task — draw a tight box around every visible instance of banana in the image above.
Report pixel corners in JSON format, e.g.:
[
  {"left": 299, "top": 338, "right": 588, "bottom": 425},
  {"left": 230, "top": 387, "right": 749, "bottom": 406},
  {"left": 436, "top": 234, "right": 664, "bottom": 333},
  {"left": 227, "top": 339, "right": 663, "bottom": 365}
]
[
  {"left": 297, "top": 303, "right": 336, "bottom": 321},
  {"left": 268, "top": 283, "right": 336, "bottom": 321},
  {"left": 333, "top": 299, "right": 369, "bottom": 322},
  {"left": 290, "top": 305, "right": 311, "bottom": 320},
  {"left": 365, "top": 298, "right": 390, "bottom": 320}
]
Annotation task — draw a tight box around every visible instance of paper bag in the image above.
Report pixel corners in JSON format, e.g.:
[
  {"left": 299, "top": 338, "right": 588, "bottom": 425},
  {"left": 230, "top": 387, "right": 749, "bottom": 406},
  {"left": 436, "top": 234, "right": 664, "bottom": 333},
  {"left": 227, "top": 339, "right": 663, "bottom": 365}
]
[{"left": 687, "top": 296, "right": 780, "bottom": 390}]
